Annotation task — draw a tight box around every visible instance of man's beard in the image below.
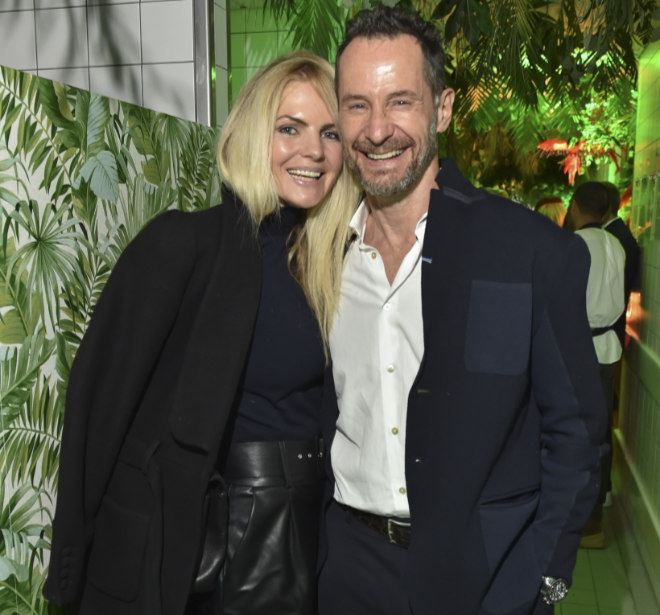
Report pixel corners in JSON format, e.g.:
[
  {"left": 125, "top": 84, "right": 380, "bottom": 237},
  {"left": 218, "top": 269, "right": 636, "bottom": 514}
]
[{"left": 345, "top": 114, "right": 438, "bottom": 198}]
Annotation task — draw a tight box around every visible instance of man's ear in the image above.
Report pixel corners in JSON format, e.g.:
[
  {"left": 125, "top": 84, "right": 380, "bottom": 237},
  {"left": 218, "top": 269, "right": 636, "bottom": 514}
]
[{"left": 436, "top": 88, "right": 455, "bottom": 133}]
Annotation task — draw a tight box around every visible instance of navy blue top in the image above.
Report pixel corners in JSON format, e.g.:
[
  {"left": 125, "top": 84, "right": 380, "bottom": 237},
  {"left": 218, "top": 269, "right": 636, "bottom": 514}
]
[{"left": 229, "top": 205, "right": 325, "bottom": 442}]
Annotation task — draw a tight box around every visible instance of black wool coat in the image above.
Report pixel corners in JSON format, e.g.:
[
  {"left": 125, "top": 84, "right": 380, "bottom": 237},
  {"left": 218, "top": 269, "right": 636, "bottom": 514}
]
[{"left": 44, "top": 193, "right": 262, "bottom": 615}]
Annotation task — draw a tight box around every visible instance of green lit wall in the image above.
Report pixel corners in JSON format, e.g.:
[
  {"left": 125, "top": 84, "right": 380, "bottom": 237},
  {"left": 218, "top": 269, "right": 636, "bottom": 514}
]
[
  {"left": 227, "top": 3, "right": 294, "bottom": 107},
  {"left": 616, "top": 38, "right": 660, "bottom": 606}
]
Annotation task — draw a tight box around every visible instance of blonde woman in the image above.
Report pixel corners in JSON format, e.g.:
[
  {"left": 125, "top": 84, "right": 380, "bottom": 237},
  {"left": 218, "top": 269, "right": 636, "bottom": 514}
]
[{"left": 44, "top": 51, "right": 359, "bottom": 615}]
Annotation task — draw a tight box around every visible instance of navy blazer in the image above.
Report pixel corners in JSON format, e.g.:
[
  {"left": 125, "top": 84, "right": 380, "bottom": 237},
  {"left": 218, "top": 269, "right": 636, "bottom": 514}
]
[{"left": 321, "top": 159, "right": 606, "bottom": 615}]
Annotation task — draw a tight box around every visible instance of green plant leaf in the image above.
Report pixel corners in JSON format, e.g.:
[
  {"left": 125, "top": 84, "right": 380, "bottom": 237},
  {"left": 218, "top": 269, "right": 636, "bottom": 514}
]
[
  {"left": 0, "top": 333, "right": 55, "bottom": 424},
  {"left": 74, "top": 150, "right": 119, "bottom": 203},
  {"left": 0, "top": 378, "right": 63, "bottom": 487}
]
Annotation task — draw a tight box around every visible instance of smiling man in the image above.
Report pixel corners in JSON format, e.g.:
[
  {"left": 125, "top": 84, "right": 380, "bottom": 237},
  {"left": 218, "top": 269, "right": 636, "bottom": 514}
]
[{"left": 318, "top": 7, "right": 607, "bottom": 615}]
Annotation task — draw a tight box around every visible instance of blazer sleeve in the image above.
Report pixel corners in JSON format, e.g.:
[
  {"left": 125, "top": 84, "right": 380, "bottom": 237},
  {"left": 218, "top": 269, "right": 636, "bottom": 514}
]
[
  {"left": 44, "top": 210, "right": 197, "bottom": 605},
  {"left": 530, "top": 233, "right": 607, "bottom": 582}
]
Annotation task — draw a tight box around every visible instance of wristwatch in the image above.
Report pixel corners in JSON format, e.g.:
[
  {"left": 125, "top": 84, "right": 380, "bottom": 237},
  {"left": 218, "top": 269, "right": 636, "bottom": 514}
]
[{"left": 540, "top": 576, "right": 569, "bottom": 605}]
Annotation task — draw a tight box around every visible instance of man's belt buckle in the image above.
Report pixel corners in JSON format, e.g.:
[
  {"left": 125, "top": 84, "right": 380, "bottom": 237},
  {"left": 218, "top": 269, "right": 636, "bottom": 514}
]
[{"left": 387, "top": 517, "right": 411, "bottom": 545}]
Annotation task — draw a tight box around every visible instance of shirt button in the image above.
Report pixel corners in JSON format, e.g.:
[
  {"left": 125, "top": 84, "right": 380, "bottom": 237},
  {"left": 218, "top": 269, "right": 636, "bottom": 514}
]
[
  {"left": 383, "top": 303, "right": 391, "bottom": 311},
  {"left": 399, "top": 487, "right": 406, "bottom": 495},
  {"left": 370, "top": 251, "right": 377, "bottom": 259},
  {"left": 386, "top": 364, "right": 395, "bottom": 373},
  {"left": 391, "top": 427, "right": 399, "bottom": 435}
]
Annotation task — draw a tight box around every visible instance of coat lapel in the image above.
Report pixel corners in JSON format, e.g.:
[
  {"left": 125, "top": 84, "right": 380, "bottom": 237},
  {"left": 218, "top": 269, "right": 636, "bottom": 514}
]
[{"left": 169, "top": 201, "right": 262, "bottom": 453}]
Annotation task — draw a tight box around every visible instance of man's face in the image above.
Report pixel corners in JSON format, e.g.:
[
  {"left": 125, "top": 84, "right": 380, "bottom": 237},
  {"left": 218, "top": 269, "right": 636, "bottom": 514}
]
[{"left": 337, "top": 34, "right": 451, "bottom": 198}]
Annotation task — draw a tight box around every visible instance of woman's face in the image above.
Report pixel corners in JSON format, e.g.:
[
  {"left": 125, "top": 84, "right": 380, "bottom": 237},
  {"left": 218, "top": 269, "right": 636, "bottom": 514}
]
[{"left": 271, "top": 80, "right": 343, "bottom": 209}]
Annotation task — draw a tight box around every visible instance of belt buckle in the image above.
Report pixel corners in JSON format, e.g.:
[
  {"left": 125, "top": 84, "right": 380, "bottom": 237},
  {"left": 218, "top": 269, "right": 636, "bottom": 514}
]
[{"left": 387, "top": 517, "right": 411, "bottom": 546}]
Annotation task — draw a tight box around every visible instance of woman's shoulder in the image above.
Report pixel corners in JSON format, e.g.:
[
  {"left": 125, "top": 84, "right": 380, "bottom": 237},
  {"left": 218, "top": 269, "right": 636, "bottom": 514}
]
[{"left": 140, "top": 200, "right": 248, "bottom": 246}]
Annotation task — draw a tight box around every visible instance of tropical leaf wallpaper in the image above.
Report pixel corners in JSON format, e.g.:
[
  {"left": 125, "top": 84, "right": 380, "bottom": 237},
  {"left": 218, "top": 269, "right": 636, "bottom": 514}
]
[{"left": 0, "top": 65, "right": 219, "bottom": 614}]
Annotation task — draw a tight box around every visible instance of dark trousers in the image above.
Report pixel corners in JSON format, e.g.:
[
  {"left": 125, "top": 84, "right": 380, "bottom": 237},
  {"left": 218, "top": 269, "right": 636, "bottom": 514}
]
[
  {"left": 186, "top": 440, "right": 324, "bottom": 615},
  {"left": 318, "top": 499, "right": 413, "bottom": 615},
  {"left": 583, "top": 360, "right": 617, "bottom": 534}
]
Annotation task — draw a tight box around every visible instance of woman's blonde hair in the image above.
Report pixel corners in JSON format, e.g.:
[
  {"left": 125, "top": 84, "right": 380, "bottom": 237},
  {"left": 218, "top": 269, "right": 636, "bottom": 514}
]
[{"left": 217, "top": 50, "right": 360, "bottom": 351}]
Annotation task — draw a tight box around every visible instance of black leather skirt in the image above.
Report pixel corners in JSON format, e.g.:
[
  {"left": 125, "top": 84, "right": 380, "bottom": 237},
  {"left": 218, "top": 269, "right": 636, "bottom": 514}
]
[{"left": 186, "top": 439, "right": 325, "bottom": 615}]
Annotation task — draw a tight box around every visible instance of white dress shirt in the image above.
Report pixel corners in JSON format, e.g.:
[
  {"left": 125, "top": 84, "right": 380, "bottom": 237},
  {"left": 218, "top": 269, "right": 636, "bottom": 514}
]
[
  {"left": 575, "top": 226, "right": 625, "bottom": 364},
  {"left": 329, "top": 201, "right": 426, "bottom": 517}
]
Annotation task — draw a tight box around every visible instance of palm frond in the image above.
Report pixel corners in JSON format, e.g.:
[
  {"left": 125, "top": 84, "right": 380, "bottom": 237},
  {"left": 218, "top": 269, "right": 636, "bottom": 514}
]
[
  {"left": 0, "top": 378, "right": 63, "bottom": 488},
  {"left": 0, "top": 333, "right": 55, "bottom": 425},
  {"left": 6, "top": 201, "right": 83, "bottom": 326}
]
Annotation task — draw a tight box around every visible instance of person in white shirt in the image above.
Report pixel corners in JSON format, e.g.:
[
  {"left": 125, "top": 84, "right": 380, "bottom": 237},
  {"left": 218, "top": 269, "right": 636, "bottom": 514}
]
[
  {"left": 317, "top": 6, "right": 607, "bottom": 615},
  {"left": 566, "top": 181, "right": 625, "bottom": 548}
]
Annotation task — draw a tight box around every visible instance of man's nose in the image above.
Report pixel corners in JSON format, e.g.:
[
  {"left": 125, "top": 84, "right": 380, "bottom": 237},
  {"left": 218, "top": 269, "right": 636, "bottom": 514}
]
[{"left": 364, "top": 107, "right": 394, "bottom": 145}]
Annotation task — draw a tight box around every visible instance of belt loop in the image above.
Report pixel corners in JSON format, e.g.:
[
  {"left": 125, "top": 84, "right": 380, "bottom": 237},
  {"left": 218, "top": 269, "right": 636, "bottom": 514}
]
[{"left": 278, "top": 440, "right": 292, "bottom": 484}]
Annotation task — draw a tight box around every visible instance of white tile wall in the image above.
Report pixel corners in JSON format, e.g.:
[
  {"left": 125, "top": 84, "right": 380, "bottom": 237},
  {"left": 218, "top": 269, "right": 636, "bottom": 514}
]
[
  {"left": 141, "top": 0, "right": 193, "bottom": 64},
  {"left": 89, "top": 63, "right": 141, "bottom": 105},
  {"left": 39, "top": 65, "right": 89, "bottom": 89},
  {"left": 0, "top": 0, "right": 33, "bottom": 9},
  {"left": 143, "top": 62, "right": 195, "bottom": 120},
  {"left": 0, "top": 10, "right": 37, "bottom": 70},
  {"left": 0, "top": 0, "right": 207, "bottom": 123},
  {"left": 35, "top": 7, "right": 88, "bottom": 69},
  {"left": 88, "top": 4, "right": 141, "bottom": 66},
  {"left": 34, "top": 0, "right": 86, "bottom": 8}
]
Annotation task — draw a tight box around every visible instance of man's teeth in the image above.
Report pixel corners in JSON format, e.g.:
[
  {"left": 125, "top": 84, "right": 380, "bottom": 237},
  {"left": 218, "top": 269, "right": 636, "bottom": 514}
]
[
  {"left": 366, "top": 149, "right": 404, "bottom": 160},
  {"left": 288, "top": 169, "right": 321, "bottom": 179}
]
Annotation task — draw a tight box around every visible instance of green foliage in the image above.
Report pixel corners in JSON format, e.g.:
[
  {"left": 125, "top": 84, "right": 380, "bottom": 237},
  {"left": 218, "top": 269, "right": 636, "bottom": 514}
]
[
  {"left": 263, "top": 0, "right": 654, "bottom": 199},
  {"left": 0, "top": 66, "right": 218, "bottom": 614}
]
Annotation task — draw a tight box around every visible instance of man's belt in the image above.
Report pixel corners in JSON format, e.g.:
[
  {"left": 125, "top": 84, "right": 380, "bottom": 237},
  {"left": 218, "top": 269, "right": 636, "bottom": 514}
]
[
  {"left": 591, "top": 323, "right": 616, "bottom": 337},
  {"left": 339, "top": 502, "right": 411, "bottom": 548}
]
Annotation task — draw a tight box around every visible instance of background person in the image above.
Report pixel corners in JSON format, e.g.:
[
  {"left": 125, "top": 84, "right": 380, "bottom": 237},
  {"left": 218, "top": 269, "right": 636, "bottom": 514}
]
[
  {"left": 565, "top": 181, "right": 625, "bottom": 548},
  {"left": 534, "top": 196, "right": 567, "bottom": 227},
  {"left": 44, "top": 50, "right": 359, "bottom": 615}
]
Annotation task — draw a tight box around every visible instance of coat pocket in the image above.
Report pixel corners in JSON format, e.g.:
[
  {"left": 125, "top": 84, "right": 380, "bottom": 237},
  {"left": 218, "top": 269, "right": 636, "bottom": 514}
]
[
  {"left": 479, "top": 489, "right": 541, "bottom": 614},
  {"left": 87, "top": 495, "right": 151, "bottom": 601},
  {"left": 464, "top": 280, "right": 532, "bottom": 375}
]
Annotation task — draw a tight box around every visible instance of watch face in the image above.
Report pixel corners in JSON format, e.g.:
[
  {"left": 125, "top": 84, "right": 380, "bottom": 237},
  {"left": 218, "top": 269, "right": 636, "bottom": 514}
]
[
  {"left": 541, "top": 577, "right": 569, "bottom": 604},
  {"left": 549, "top": 579, "right": 569, "bottom": 601}
]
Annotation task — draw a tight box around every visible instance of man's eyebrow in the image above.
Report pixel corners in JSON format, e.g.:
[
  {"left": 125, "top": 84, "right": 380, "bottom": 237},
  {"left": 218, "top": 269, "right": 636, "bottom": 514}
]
[
  {"left": 388, "top": 90, "right": 420, "bottom": 100},
  {"left": 340, "top": 93, "right": 368, "bottom": 105}
]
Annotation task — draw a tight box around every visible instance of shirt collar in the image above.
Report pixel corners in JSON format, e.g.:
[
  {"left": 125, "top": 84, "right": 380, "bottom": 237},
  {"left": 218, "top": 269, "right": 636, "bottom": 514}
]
[{"left": 349, "top": 198, "right": 428, "bottom": 244}]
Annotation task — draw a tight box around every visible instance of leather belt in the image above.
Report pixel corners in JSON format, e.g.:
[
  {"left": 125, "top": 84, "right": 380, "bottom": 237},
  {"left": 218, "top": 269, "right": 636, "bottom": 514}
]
[
  {"left": 222, "top": 438, "right": 324, "bottom": 487},
  {"left": 339, "top": 503, "right": 411, "bottom": 548}
]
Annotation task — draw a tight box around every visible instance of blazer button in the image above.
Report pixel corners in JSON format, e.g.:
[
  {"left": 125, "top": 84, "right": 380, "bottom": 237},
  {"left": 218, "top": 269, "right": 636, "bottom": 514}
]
[{"left": 414, "top": 456, "right": 424, "bottom": 463}]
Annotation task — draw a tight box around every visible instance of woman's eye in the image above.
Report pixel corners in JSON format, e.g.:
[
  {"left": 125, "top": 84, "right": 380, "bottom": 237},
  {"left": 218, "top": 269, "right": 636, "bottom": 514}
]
[
  {"left": 278, "top": 125, "right": 296, "bottom": 135},
  {"left": 323, "top": 130, "right": 340, "bottom": 140}
]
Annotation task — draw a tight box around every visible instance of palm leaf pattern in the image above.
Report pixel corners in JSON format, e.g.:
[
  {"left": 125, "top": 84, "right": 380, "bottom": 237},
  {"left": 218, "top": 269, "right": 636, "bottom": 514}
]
[{"left": 0, "top": 66, "right": 218, "bottom": 613}]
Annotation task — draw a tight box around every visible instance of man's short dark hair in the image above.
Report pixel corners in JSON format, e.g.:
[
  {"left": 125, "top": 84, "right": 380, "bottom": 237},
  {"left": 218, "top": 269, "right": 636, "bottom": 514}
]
[
  {"left": 572, "top": 182, "right": 610, "bottom": 219},
  {"left": 600, "top": 181, "right": 620, "bottom": 217},
  {"left": 335, "top": 6, "right": 446, "bottom": 102}
]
